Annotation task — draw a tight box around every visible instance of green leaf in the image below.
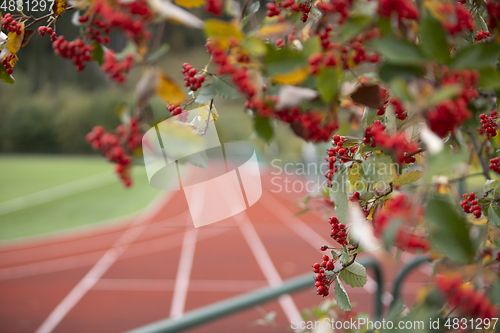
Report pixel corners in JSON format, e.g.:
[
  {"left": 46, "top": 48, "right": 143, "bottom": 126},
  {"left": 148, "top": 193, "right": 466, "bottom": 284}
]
[
  {"left": 187, "top": 151, "right": 209, "bottom": 168},
  {"left": 362, "top": 107, "right": 378, "bottom": 130},
  {"left": 254, "top": 115, "right": 274, "bottom": 143},
  {"left": 317, "top": 66, "right": 339, "bottom": 102},
  {"left": 370, "top": 37, "right": 427, "bottom": 65},
  {"left": 339, "top": 252, "right": 350, "bottom": 264},
  {"left": 393, "top": 170, "right": 422, "bottom": 186},
  {"left": 378, "top": 62, "right": 425, "bottom": 82},
  {"left": 450, "top": 43, "right": 500, "bottom": 70},
  {"left": 331, "top": 169, "right": 348, "bottom": 224},
  {"left": 479, "top": 68, "right": 500, "bottom": 90},
  {"left": 341, "top": 16, "right": 372, "bottom": 42},
  {"left": 426, "top": 147, "right": 467, "bottom": 180},
  {"left": 147, "top": 44, "right": 170, "bottom": 64},
  {"left": 92, "top": 42, "right": 104, "bottom": 66},
  {"left": 419, "top": 14, "right": 450, "bottom": 64},
  {"left": 302, "top": 36, "right": 321, "bottom": 59},
  {"left": 340, "top": 262, "right": 367, "bottom": 287},
  {"left": 241, "top": 1, "right": 260, "bottom": 27},
  {"left": 195, "top": 84, "right": 216, "bottom": 104},
  {"left": 360, "top": 154, "right": 397, "bottom": 182},
  {"left": 426, "top": 196, "right": 475, "bottom": 263},
  {"left": 390, "top": 77, "right": 413, "bottom": 102},
  {"left": 335, "top": 277, "right": 352, "bottom": 311},
  {"left": 427, "top": 84, "right": 461, "bottom": 105},
  {"left": 0, "top": 64, "right": 14, "bottom": 84},
  {"left": 488, "top": 204, "right": 500, "bottom": 228},
  {"left": 264, "top": 45, "right": 305, "bottom": 75},
  {"left": 212, "top": 75, "right": 241, "bottom": 99}
]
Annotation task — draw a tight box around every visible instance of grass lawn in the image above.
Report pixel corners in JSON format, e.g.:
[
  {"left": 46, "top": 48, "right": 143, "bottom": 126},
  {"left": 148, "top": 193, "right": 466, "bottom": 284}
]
[{"left": 0, "top": 155, "right": 163, "bottom": 242}]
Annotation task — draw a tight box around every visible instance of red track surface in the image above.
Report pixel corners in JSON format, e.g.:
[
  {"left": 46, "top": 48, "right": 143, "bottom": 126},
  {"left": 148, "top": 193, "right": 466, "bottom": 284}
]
[{"left": 0, "top": 173, "right": 432, "bottom": 333}]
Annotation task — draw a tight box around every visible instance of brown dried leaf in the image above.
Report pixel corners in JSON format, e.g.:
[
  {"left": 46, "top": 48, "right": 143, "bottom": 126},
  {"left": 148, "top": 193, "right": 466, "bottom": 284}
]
[
  {"left": 21, "top": 29, "right": 35, "bottom": 47},
  {"left": 350, "top": 83, "right": 385, "bottom": 109}
]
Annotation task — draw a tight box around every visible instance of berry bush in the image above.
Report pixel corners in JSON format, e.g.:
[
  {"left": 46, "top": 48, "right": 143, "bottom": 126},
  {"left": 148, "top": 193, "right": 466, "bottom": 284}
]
[{"left": 3, "top": 0, "right": 500, "bottom": 328}]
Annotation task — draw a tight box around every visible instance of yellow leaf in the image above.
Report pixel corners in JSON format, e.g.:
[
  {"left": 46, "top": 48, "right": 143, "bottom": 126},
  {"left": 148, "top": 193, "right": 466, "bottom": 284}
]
[
  {"left": 7, "top": 22, "right": 24, "bottom": 55},
  {"left": 174, "top": 0, "right": 205, "bottom": 8},
  {"left": 467, "top": 215, "right": 487, "bottom": 226},
  {"left": 272, "top": 66, "right": 309, "bottom": 85},
  {"left": 393, "top": 170, "right": 422, "bottom": 186},
  {"left": 199, "top": 103, "right": 219, "bottom": 121},
  {"left": 156, "top": 72, "right": 186, "bottom": 106},
  {"left": 52, "top": 0, "right": 68, "bottom": 16},
  {"left": 256, "top": 22, "right": 292, "bottom": 38},
  {"left": 348, "top": 163, "right": 363, "bottom": 186},
  {"left": 205, "top": 19, "right": 243, "bottom": 48},
  {"left": 486, "top": 222, "right": 499, "bottom": 243},
  {"left": 415, "top": 152, "right": 425, "bottom": 165},
  {"left": 423, "top": 0, "right": 450, "bottom": 22}
]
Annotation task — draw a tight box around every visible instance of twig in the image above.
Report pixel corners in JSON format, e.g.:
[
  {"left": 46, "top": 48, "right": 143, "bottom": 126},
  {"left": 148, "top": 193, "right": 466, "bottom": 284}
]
[
  {"left": 465, "top": 130, "right": 491, "bottom": 179},
  {"left": 24, "top": 6, "right": 74, "bottom": 29}
]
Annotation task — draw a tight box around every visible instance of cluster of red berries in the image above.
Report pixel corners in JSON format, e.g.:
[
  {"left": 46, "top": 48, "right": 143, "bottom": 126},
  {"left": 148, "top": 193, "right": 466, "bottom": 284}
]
[
  {"left": 308, "top": 51, "right": 338, "bottom": 74},
  {"left": 316, "top": 0, "right": 352, "bottom": 24},
  {"left": 426, "top": 67, "right": 479, "bottom": 137},
  {"left": 206, "top": 39, "right": 256, "bottom": 100},
  {"left": 51, "top": 36, "right": 94, "bottom": 72},
  {"left": 247, "top": 97, "right": 339, "bottom": 142},
  {"left": 364, "top": 121, "right": 418, "bottom": 164},
  {"left": 1, "top": 54, "right": 15, "bottom": 75},
  {"left": 205, "top": 0, "right": 223, "bottom": 16},
  {"left": 83, "top": 0, "right": 152, "bottom": 46},
  {"left": 275, "top": 38, "right": 285, "bottom": 48},
  {"left": 373, "top": 195, "right": 429, "bottom": 251},
  {"left": 489, "top": 157, "right": 500, "bottom": 174},
  {"left": 182, "top": 63, "right": 205, "bottom": 91},
  {"left": 476, "top": 30, "right": 491, "bottom": 42},
  {"left": 377, "top": 96, "right": 407, "bottom": 121},
  {"left": 266, "top": 0, "right": 310, "bottom": 22},
  {"left": 460, "top": 192, "right": 482, "bottom": 218},
  {"left": 166, "top": 103, "right": 189, "bottom": 121},
  {"left": 436, "top": 274, "right": 499, "bottom": 319},
  {"left": 37, "top": 26, "right": 57, "bottom": 41},
  {"left": 266, "top": 2, "right": 281, "bottom": 17},
  {"left": 310, "top": 26, "right": 380, "bottom": 71},
  {"left": 330, "top": 216, "right": 349, "bottom": 246},
  {"left": 86, "top": 120, "right": 142, "bottom": 187},
  {"left": 324, "top": 135, "right": 358, "bottom": 186},
  {"left": 479, "top": 110, "right": 498, "bottom": 139},
  {"left": 1, "top": 14, "right": 22, "bottom": 35},
  {"left": 440, "top": 2, "right": 474, "bottom": 35},
  {"left": 313, "top": 254, "right": 334, "bottom": 296},
  {"left": 377, "top": 0, "right": 419, "bottom": 22},
  {"left": 486, "top": 1, "right": 500, "bottom": 30},
  {"left": 101, "top": 51, "right": 134, "bottom": 83}
]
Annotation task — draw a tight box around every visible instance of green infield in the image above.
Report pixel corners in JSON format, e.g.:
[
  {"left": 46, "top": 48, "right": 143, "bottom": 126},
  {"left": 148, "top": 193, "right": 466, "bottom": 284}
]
[{"left": 0, "top": 155, "right": 163, "bottom": 242}]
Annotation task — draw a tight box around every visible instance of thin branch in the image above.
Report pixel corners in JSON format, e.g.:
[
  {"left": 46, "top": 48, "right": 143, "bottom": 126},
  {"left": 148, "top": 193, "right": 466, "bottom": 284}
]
[
  {"left": 465, "top": 129, "right": 491, "bottom": 179},
  {"left": 24, "top": 6, "right": 74, "bottom": 29}
]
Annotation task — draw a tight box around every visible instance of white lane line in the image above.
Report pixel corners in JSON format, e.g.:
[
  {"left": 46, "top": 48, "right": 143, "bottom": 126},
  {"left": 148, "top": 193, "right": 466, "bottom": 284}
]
[
  {"left": 235, "top": 212, "right": 302, "bottom": 326},
  {"left": 169, "top": 226, "right": 198, "bottom": 318},
  {"left": 259, "top": 191, "right": 383, "bottom": 302},
  {"left": 0, "top": 171, "right": 116, "bottom": 216},
  {"left": 35, "top": 191, "right": 173, "bottom": 333},
  {"left": 94, "top": 279, "right": 268, "bottom": 292},
  {"left": 0, "top": 217, "right": 235, "bottom": 282}
]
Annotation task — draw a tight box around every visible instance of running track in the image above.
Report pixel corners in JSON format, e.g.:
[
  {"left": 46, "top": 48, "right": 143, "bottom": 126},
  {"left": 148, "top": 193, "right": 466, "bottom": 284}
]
[{"left": 0, "top": 173, "right": 432, "bottom": 332}]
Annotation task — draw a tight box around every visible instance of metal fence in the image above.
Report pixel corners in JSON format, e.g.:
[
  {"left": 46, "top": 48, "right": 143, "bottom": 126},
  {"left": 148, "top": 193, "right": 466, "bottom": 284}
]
[{"left": 126, "top": 256, "right": 430, "bottom": 333}]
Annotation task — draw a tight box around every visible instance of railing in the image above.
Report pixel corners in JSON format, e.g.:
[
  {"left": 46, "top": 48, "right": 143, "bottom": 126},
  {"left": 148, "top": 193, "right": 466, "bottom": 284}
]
[{"left": 126, "top": 256, "right": 430, "bottom": 333}]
